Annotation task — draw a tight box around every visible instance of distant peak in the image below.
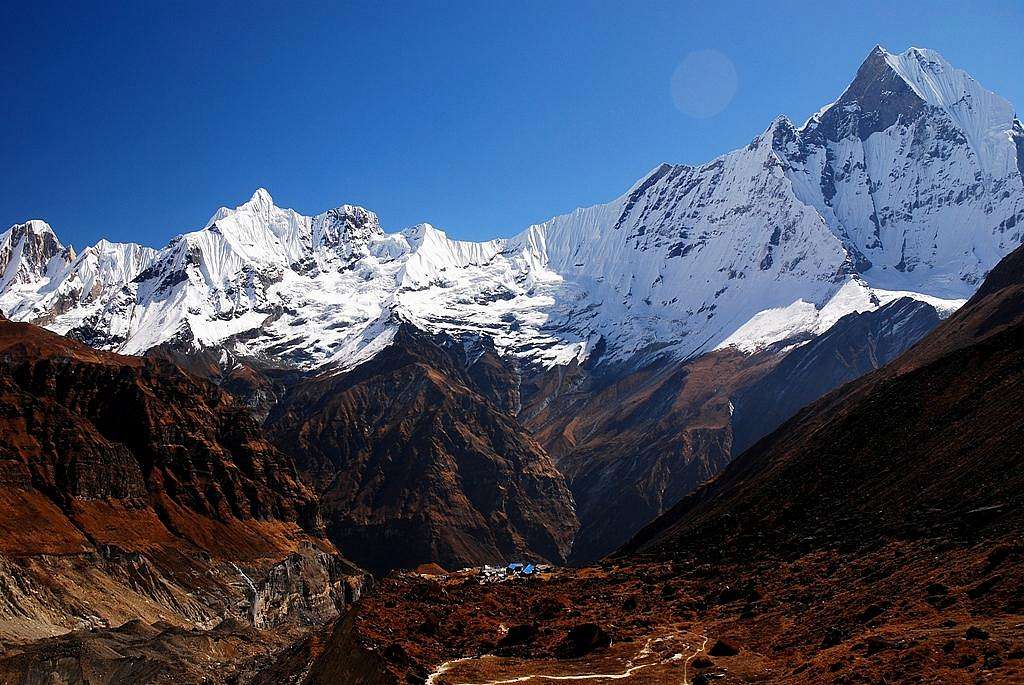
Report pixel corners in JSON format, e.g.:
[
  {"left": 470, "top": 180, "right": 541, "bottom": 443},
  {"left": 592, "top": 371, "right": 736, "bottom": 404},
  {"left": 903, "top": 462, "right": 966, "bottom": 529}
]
[
  {"left": 805, "top": 44, "right": 994, "bottom": 145},
  {"left": 243, "top": 187, "right": 274, "bottom": 209},
  {"left": 904, "top": 45, "right": 936, "bottom": 58},
  {"left": 764, "top": 114, "right": 800, "bottom": 153},
  {"left": 402, "top": 222, "right": 436, "bottom": 238},
  {"left": 205, "top": 188, "right": 277, "bottom": 226},
  {"left": 19, "top": 219, "right": 56, "bottom": 236},
  {"left": 401, "top": 223, "right": 443, "bottom": 248},
  {"left": 321, "top": 202, "right": 379, "bottom": 223},
  {"left": 862, "top": 44, "right": 940, "bottom": 65},
  {"left": 312, "top": 203, "right": 384, "bottom": 250},
  {"left": 5, "top": 220, "right": 60, "bottom": 246}
]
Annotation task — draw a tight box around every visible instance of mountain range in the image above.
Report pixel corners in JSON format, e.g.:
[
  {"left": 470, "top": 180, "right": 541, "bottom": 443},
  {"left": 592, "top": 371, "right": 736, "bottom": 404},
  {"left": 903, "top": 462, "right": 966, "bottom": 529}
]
[
  {"left": 2, "top": 45, "right": 1022, "bottom": 568},
  {"left": 3, "top": 46, "right": 1021, "bottom": 375},
  {"left": 1, "top": 44, "right": 1024, "bottom": 683}
]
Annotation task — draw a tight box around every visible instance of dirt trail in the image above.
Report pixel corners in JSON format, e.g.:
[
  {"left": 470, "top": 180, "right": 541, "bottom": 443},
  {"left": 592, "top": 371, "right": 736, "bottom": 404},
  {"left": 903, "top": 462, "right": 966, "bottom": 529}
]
[{"left": 425, "top": 628, "right": 708, "bottom": 685}]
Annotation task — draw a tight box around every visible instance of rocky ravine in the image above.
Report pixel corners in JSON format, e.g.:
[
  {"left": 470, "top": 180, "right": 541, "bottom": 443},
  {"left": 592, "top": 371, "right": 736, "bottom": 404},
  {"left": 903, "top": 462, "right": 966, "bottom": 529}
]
[{"left": 518, "top": 295, "right": 941, "bottom": 561}]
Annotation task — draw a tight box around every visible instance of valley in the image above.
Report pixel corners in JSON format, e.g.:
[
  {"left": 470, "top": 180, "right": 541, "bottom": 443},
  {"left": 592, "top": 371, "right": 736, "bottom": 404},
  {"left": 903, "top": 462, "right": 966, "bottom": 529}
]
[{"left": 0, "top": 41, "right": 1022, "bottom": 683}]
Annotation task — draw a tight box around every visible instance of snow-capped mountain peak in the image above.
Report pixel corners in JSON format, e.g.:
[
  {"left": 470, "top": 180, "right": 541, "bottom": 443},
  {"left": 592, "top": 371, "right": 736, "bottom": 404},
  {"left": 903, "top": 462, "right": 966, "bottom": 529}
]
[
  {"left": 0, "top": 220, "right": 155, "bottom": 327},
  {"left": 3, "top": 46, "right": 1022, "bottom": 371},
  {"left": 0, "top": 220, "right": 74, "bottom": 292},
  {"left": 312, "top": 204, "right": 383, "bottom": 258},
  {"left": 804, "top": 46, "right": 1017, "bottom": 167},
  {"left": 244, "top": 187, "right": 275, "bottom": 210}
]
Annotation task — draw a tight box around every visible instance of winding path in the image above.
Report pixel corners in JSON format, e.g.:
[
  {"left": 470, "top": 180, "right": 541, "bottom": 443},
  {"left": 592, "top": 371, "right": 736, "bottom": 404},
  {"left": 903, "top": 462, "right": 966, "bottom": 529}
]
[{"left": 425, "top": 629, "right": 709, "bottom": 685}]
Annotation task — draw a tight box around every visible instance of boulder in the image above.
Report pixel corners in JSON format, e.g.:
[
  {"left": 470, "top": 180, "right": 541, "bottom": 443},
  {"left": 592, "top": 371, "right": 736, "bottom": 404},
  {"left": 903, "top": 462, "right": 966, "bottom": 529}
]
[
  {"left": 554, "top": 623, "right": 611, "bottom": 659},
  {"left": 497, "top": 624, "right": 538, "bottom": 648},
  {"left": 708, "top": 638, "right": 739, "bottom": 657},
  {"left": 691, "top": 656, "right": 715, "bottom": 669},
  {"left": 965, "top": 626, "right": 990, "bottom": 640}
]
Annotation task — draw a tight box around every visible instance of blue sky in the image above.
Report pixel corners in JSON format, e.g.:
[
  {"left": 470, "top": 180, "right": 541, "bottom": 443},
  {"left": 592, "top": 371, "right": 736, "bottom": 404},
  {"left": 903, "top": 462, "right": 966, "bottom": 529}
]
[{"left": 4, "top": 1, "right": 1023, "bottom": 249}]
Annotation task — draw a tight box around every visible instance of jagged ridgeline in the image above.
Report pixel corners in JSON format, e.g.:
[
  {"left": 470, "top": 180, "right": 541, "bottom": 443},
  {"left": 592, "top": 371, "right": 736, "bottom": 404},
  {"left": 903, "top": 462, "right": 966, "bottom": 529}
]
[{"left": 2, "top": 48, "right": 1021, "bottom": 376}]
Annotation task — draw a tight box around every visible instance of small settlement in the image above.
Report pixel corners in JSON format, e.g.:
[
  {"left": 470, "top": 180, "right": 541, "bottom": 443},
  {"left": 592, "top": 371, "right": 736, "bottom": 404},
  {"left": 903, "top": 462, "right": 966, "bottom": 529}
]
[{"left": 476, "top": 562, "right": 551, "bottom": 584}]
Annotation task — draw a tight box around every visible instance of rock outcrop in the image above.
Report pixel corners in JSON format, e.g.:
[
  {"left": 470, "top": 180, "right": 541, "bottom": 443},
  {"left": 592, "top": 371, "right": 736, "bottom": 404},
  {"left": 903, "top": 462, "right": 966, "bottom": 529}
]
[{"left": 0, "top": 319, "right": 364, "bottom": 641}]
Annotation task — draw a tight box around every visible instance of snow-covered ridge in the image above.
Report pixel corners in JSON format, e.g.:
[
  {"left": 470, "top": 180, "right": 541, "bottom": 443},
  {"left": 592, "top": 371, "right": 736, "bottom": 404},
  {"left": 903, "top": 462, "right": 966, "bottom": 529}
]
[
  {"left": 2, "top": 46, "right": 1022, "bottom": 371},
  {"left": 0, "top": 221, "right": 156, "bottom": 325}
]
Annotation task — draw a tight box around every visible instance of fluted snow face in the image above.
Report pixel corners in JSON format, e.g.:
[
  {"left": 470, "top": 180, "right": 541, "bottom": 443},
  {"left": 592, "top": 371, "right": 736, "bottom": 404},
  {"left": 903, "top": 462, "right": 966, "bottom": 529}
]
[
  {"left": 517, "top": 129, "right": 854, "bottom": 361},
  {"left": 2, "top": 46, "right": 1022, "bottom": 370},
  {"left": 783, "top": 46, "right": 1023, "bottom": 296},
  {"left": 884, "top": 47, "right": 1018, "bottom": 180}
]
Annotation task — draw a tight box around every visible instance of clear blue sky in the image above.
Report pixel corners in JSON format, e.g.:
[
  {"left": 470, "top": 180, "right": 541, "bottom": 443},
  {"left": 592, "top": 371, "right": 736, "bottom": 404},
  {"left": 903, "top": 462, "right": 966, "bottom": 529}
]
[{"left": 4, "top": 1, "right": 1023, "bottom": 249}]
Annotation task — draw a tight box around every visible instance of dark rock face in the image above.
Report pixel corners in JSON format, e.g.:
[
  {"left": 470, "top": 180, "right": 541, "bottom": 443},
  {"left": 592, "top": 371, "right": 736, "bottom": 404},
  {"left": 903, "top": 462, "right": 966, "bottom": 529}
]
[
  {"left": 266, "top": 325, "right": 578, "bottom": 574},
  {"left": 0, "top": 319, "right": 361, "bottom": 639},
  {"left": 730, "top": 297, "right": 941, "bottom": 455},
  {"left": 144, "top": 344, "right": 300, "bottom": 423},
  {"left": 809, "top": 46, "right": 926, "bottom": 143},
  {"left": 0, "top": 320, "right": 316, "bottom": 540},
  {"left": 462, "top": 335, "right": 522, "bottom": 414}
]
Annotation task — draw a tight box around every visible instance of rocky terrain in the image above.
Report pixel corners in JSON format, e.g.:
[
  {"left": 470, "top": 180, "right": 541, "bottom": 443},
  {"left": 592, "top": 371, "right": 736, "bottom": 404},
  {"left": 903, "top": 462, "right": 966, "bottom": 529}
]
[
  {"left": 0, "top": 318, "right": 366, "bottom": 679},
  {"left": 292, "top": 549, "right": 1024, "bottom": 684}
]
